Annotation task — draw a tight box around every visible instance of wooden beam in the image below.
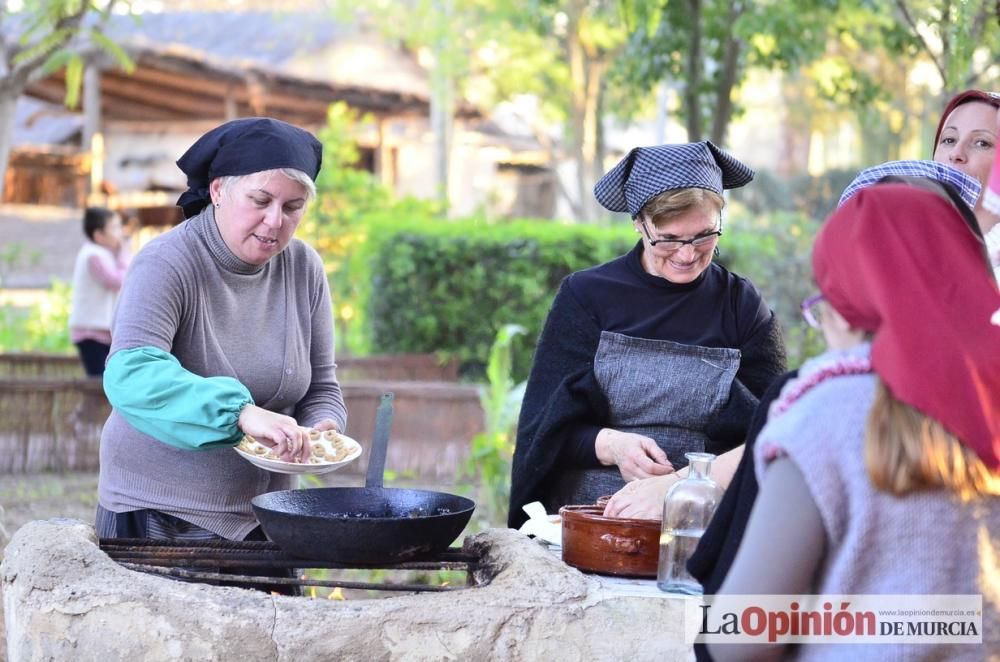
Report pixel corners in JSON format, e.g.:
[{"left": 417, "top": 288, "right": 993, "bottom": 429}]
[
  {"left": 31, "top": 70, "right": 223, "bottom": 121},
  {"left": 101, "top": 97, "right": 190, "bottom": 122},
  {"left": 129, "top": 52, "right": 244, "bottom": 87},
  {"left": 99, "top": 73, "right": 227, "bottom": 118},
  {"left": 24, "top": 79, "right": 70, "bottom": 107},
  {"left": 26, "top": 51, "right": 443, "bottom": 128},
  {"left": 126, "top": 61, "right": 242, "bottom": 97}
]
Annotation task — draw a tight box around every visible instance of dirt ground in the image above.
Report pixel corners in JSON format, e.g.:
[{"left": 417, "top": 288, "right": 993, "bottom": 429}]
[
  {"left": 0, "top": 471, "right": 100, "bottom": 543},
  {"left": 0, "top": 471, "right": 101, "bottom": 661}
]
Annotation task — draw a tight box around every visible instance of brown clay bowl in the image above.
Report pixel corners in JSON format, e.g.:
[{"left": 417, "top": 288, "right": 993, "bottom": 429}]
[{"left": 559, "top": 505, "right": 660, "bottom": 578}]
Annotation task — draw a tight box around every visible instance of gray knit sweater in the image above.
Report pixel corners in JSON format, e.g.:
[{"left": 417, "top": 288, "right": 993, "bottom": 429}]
[{"left": 98, "top": 206, "right": 347, "bottom": 540}]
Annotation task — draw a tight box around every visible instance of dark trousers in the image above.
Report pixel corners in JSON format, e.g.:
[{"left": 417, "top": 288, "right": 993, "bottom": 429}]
[{"left": 75, "top": 339, "right": 111, "bottom": 377}]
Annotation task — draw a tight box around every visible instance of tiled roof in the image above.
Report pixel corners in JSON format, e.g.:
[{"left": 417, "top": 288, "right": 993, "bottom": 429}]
[
  {"left": 13, "top": 97, "right": 83, "bottom": 147},
  {"left": 7, "top": 10, "right": 435, "bottom": 143},
  {"left": 103, "top": 11, "right": 353, "bottom": 70}
]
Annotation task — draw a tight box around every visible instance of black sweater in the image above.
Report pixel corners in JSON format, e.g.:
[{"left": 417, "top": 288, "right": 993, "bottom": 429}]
[
  {"left": 688, "top": 369, "right": 798, "bottom": 662},
  {"left": 509, "top": 243, "right": 787, "bottom": 528}
]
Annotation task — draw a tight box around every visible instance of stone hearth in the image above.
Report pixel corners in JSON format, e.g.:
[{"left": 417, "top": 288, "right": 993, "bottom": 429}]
[{"left": 3, "top": 520, "right": 692, "bottom": 661}]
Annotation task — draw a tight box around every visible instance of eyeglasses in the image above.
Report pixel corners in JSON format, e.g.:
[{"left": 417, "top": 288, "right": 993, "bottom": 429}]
[
  {"left": 639, "top": 217, "right": 723, "bottom": 251},
  {"left": 801, "top": 293, "right": 825, "bottom": 329}
]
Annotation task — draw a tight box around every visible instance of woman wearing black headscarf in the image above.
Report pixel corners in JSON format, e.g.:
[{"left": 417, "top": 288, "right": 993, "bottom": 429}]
[
  {"left": 509, "top": 142, "right": 787, "bottom": 528},
  {"left": 96, "top": 118, "right": 347, "bottom": 552}
]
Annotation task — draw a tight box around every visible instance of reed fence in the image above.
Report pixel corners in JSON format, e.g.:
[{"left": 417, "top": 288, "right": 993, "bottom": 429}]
[
  {"left": 0, "top": 354, "right": 481, "bottom": 478},
  {"left": 0, "top": 353, "right": 460, "bottom": 382}
]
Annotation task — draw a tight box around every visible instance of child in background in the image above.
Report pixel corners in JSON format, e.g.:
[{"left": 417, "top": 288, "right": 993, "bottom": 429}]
[{"left": 69, "top": 207, "right": 130, "bottom": 377}]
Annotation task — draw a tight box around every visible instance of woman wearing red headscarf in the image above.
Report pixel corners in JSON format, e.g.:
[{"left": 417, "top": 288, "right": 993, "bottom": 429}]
[
  {"left": 710, "top": 184, "right": 999, "bottom": 661},
  {"left": 933, "top": 89, "right": 1000, "bottom": 280}
]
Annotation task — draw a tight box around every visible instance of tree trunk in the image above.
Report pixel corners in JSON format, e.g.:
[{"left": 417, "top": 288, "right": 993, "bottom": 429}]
[
  {"left": 0, "top": 91, "right": 20, "bottom": 202},
  {"left": 580, "top": 58, "right": 608, "bottom": 221},
  {"left": 654, "top": 80, "right": 671, "bottom": 144},
  {"left": 566, "top": 0, "right": 592, "bottom": 221},
  {"left": 429, "top": 73, "right": 453, "bottom": 208},
  {"left": 83, "top": 62, "right": 102, "bottom": 197},
  {"left": 594, "top": 79, "right": 607, "bottom": 186},
  {"left": 429, "top": 0, "right": 455, "bottom": 210},
  {"left": 684, "top": 0, "right": 704, "bottom": 140},
  {"left": 709, "top": 2, "right": 744, "bottom": 146}
]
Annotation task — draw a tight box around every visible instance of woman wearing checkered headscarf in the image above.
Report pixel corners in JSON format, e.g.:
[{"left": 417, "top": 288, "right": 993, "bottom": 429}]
[{"left": 509, "top": 141, "right": 787, "bottom": 527}]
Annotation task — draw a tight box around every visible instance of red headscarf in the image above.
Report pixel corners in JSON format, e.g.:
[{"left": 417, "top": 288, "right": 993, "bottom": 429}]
[
  {"left": 933, "top": 90, "right": 1000, "bottom": 149},
  {"left": 813, "top": 184, "right": 1000, "bottom": 471}
]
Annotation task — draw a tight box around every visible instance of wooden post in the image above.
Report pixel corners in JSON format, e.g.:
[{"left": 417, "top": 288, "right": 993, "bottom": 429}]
[
  {"left": 375, "top": 116, "right": 392, "bottom": 186},
  {"left": 224, "top": 85, "right": 238, "bottom": 120},
  {"left": 246, "top": 73, "right": 267, "bottom": 117},
  {"left": 83, "top": 63, "right": 103, "bottom": 199}
]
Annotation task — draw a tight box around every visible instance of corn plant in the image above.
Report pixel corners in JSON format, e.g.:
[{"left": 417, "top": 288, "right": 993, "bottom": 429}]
[{"left": 460, "top": 323, "right": 527, "bottom": 528}]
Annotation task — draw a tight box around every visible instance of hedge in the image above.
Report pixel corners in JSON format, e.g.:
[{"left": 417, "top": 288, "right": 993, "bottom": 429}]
[
  {"left": 350, "top": 205, "right": 826, "bottom": 380},
  {"left": 359, "top": 218, "right": 636, "bottom": 380}
]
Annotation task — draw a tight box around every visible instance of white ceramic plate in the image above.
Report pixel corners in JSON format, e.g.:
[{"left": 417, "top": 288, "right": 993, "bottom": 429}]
[{"left": 234, "top": 431, "right": 362, "bottom": 475}]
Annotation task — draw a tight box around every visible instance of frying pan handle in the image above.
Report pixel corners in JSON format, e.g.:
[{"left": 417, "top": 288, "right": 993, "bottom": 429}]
[{"left": 365, "top": 392, "right": 394, "bottom": 489}]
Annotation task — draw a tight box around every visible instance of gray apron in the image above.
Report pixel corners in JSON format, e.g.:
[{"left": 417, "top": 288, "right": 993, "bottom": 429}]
[{"left": 544, "top": 331, "right": 740, "bottom": 511}]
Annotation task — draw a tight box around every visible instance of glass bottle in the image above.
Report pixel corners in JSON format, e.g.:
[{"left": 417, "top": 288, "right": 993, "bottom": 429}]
[{"left": 657, "top": 452, "right": 723, "bottom": 594}]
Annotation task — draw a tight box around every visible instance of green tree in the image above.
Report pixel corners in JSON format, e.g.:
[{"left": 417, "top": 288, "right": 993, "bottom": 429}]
[
  {"left": 775, "top": 0, "right": 1000, "bottom": 163},
  {"left": 891, "top": 0, "right": 1000, "bottom": 97},
  {"left": 615, "top": 0, "right": 856, "bottom": 145},
  {"left": 0, "top": 0, "right": 132, "bottom": 199},
  {"left": 343, "top": 0, "right": 629, "bottom": 221},
  {"left": 544, "top": 0, "right": 628, "bottom": 221},
  {"left": 614, "top": 0, "right": 999, "bottom": 151},
  {"left": 299, "top": 102, "right": 441, "bottom": 354}
]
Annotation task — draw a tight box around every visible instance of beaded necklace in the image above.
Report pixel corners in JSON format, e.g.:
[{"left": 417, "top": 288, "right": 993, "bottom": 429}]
[{"left": 769, "top": 351, "right": 874, "bottom": 419}]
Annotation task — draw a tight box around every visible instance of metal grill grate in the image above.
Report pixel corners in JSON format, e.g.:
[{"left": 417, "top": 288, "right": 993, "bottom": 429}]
[{"left": 100, "top": 538, "right": 481, "bottom": 593}]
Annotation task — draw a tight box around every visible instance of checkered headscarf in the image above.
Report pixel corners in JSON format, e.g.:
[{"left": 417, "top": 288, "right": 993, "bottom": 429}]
[
  {"left": 838, "top": 160, "right": 981, "bottom": 210},
  {"left": 594, "top": 141, "right": 754, "bottom": 218}
]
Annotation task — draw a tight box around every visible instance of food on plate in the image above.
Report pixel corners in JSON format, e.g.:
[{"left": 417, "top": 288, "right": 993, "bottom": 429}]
[{"left": 238, "top": 429, "right": 355, "bottom": 464}]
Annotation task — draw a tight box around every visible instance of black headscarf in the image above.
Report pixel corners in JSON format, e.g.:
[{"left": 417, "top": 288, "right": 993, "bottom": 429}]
[{"left": 175, "top": 117, "right": 323, "bottom": 219}]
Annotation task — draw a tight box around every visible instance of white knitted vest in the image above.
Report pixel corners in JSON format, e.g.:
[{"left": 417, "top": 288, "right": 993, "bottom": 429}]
[{"left": 69, "top": 241, "right": 119, "bottom": 330}]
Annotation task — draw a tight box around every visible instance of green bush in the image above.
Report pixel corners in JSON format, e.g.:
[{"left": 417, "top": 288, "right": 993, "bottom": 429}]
[
  {"left": 721, "top": 208, "right": 825, "bottom": 368},
  {"left": 360, "top": 218, "right": 636, "bottom": 380},
  {"left": 300, "top": 102, "right": 442, "bottom": 355},
  {"left": 297, "top": 104, "right": 828, "bottom": 374},
  {"left": 0, "top": 280, "right": 73, "bottom": 354},
  {"left": 730, "top": 168, "right": 859, "bottom": 222}
]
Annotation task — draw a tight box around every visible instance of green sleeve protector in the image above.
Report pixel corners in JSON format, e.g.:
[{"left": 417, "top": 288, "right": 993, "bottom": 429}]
[{"left": 103, "top": 346, "right": 254, "bottom": 450}]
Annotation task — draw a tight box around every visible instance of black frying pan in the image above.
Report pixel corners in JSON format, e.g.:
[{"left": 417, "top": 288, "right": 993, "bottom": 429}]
[{"left": 251, "top": 393, "right": 476, "bottom": 563}]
